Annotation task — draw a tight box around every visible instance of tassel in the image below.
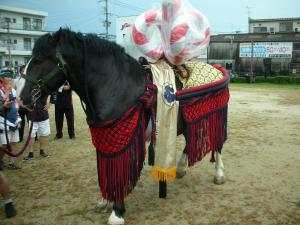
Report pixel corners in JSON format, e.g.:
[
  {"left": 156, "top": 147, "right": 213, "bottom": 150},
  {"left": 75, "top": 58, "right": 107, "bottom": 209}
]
[
  {"left": 148, "top": 142, "right": 155, "bottom": 166},
  {"left": 151, "top": 166, "right": 176, "bottom": 181}
]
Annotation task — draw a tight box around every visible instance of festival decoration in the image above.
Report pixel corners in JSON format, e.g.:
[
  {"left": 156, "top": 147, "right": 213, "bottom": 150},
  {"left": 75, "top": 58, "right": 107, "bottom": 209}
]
[{"left": 132, "top": 0, "right": 210, "bottom": 65}]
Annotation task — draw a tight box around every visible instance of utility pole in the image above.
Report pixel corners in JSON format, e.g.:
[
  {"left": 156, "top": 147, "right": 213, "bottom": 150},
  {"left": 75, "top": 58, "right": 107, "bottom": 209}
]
[
  {"left": 250, "top": 40, "right": 254, "bottom": 83},
  {"left": 5, "top": 18, "right": 12, "bottom": 69},
  {"left": 99, "top": 0, "right": 110, "bottom": 39},
  {"left": 246, "top": 6, "right": 252, "bottom": 33},
  {"left": 105, "top": 0, "right": 109, "bottom": 39}
]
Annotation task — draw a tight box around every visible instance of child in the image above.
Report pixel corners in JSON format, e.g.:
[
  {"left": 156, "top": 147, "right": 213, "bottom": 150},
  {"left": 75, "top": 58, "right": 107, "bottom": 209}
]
[{"left": 23, "top": 93, "right": 54, "bottom": 160}]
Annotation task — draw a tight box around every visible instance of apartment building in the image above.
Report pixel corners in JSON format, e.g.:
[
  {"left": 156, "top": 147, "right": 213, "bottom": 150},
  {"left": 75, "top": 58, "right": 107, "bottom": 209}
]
[{"left": 0, "top": 5, "right": 48, "bottom": 69}]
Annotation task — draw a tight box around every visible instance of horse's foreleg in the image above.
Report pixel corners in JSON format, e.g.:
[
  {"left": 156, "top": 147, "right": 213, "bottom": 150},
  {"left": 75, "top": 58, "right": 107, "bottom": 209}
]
[
  {"left": 176, "top": 147, "right": 188, "bottom": 178},
  {"left": 95, "top": 197, "right": 113, "bottom": 213},
  {"left": 108, "top": 202, "right": 125, "bottom": 225},
  {"left": 214, "top": 147, "right": 225, "bottom": 185}
]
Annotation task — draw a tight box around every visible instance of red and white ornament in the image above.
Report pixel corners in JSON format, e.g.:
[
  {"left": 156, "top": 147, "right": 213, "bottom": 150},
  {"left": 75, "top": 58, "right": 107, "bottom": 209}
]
[{"left": 132, "top": 0, "right": 211, "bottom": 65}]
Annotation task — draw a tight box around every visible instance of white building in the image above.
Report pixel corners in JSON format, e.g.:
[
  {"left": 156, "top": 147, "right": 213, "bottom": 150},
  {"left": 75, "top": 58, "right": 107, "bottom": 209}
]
[
  {"left": 249, "top": 17, "right": 300, "bottom": 34},
  {"left": 0, "top": 5, "right": 48, "bottom": 69}
]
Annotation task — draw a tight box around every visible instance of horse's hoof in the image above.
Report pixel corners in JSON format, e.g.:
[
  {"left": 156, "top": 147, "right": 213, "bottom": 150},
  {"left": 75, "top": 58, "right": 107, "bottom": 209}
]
[
  {"left": 214, "top": 176, "right": 225, "bottom": 185},
  {"left": 108, "top": 211, "right": 125, "bottom": 225},
  {"left": 176, "top": 171, "right": 186, "bottom": 179}
]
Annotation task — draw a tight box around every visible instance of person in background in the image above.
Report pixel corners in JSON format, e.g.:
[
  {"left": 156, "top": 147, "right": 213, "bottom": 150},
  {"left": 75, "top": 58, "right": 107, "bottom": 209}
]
[
  {"left": 13, "top": 65, "right": 28, "bottom": 142},
  {"left": 53, "top": 81, "right": 75, "bottom": 140},
  {"left": 0, "top": 70, "right": 21, "bottom": 169},
  {"left": 23, "top": 93, "right": 55, "bottom": 161},
  {"left": 0, "top": 70, "right": 18, "bottom": 218},
  {"left": 0, "top": 157, "right": 16, "bottom": 218}
]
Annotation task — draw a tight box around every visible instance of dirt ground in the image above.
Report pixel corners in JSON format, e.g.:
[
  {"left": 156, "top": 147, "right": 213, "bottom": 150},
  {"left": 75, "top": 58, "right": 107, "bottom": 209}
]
[{"left": 1, "top": 86, "right": 300, "bottom": 225}]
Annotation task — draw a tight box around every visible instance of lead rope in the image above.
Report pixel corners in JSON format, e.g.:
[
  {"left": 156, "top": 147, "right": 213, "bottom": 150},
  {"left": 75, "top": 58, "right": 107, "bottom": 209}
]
[{"left": 0, "top": 110, "right": 35, "bottom": 157}]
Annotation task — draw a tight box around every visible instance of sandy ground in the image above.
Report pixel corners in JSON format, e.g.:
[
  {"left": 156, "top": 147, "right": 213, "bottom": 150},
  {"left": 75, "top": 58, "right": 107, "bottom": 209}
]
[{"left": 1, "top": 86, "right": 300, "bottom": 225}]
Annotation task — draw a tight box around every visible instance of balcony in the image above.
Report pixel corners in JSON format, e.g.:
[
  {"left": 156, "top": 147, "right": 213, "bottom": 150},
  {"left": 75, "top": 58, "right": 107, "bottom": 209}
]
[
  {"left": 0, "top": 43, "right": 32, "bottom": 55},
  {"left": 0, "top": 27, "right": 47, "bottom": 36}
]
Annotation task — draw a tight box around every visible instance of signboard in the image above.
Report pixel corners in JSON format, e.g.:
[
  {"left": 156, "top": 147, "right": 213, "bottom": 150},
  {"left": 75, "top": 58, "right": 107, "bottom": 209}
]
[{"left": 239, "top": 42, "right": 293, "bottom": 58}]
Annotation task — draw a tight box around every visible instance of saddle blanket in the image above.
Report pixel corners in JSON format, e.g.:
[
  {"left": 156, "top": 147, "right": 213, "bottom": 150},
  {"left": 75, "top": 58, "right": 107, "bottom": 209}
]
[{"left": 179, "top": 60, "right": 224, "bottom": 89}]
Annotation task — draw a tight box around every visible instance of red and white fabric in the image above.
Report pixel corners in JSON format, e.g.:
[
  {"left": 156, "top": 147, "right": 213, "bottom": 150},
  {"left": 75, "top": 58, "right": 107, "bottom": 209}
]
[{"left": 132, "top": 0, "right": 211, "bottom": 65}]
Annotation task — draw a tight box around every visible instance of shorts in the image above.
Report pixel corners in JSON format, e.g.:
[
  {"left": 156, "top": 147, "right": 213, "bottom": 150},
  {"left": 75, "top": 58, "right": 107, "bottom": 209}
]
[
  {"left": 0, "top": 130, "right": 20, "bottom": 145},
  {"left": 29, "top": 119, "right": 50, "bottom": 138}
]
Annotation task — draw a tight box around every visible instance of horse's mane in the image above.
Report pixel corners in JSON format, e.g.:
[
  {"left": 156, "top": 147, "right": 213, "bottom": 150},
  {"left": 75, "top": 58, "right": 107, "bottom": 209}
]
[
  {"left": 33, "top": 28, "right": 126, "bottom": 60},
  {"left": 32, "top": 28, "right": 146, "bottom": 121}
]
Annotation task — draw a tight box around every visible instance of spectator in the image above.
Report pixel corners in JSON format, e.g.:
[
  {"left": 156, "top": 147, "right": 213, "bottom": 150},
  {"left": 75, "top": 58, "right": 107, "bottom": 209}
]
[
  {"left": 53, "top": 81, "right": 75, "bottom": 140},
  {"left": 0, "top": 70, "right": 21, "bottom": 169},
  {"left": 14, "top": 65, "right": 28, "bottom": 142},
  {"left": 0, "top": 156, "right": 16, "bottom": 218},
  {"left": 23, "top": 94, "right": 55, "bottom": 161}
]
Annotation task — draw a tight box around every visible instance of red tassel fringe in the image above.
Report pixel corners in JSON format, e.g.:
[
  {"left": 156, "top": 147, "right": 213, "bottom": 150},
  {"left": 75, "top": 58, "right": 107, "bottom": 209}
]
[
  {"left": 96, "top": 114, "right": 146, "bottom": 203},
  {"left": 180, "top": 88, "right": 229, "bottom": 167}
]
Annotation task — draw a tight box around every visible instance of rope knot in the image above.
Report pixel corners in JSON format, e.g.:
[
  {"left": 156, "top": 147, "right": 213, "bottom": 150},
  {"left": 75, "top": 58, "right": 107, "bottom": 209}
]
[{"left": 139, "top": 83, "right": 157, "bottom": 109}]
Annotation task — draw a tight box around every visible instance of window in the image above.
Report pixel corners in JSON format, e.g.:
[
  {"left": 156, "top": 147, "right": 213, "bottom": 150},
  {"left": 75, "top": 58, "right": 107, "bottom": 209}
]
[
  {"left": 24, "top": 57, "right": 31, "bottom": 64},
  {"left": 33, "top": 38, "right": 39, "bottom": 47},
  {"left": 24, "top": 38, "right": 32, "bottom": 50},
  {"left": 23, "top": 17, "right": 31, "bottom": 30},
  {"left": 253, "top": 27, "right": 267, "bottom": 33},
  {"left": 294, "top": 43, "right": 300, "bottom": 50},
  {"left": 14, "top": 40, "right": 17, "bottom": 44},
  {"left": 33, "top": 18, "right": 42, "bottom": 30},
  {"left": 12, "top": 18, "right": 16, "bottom": 23},
  {"left": 279, "top": 22, "right": 293, "bottom": 32},
  {"left": 7, "top": 39, "right": 12, "bottom": 44},
  {"left": 270, "top": 27, "right": 274, "bottom": 33},
  {"left": 4, "top": 17, "right": 11, "bottom": 23}
]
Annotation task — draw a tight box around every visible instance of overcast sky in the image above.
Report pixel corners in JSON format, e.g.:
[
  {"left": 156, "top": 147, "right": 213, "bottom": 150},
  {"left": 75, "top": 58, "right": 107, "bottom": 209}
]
[{"left": 1, "top": 0, "right": 299, "bottom": 35}]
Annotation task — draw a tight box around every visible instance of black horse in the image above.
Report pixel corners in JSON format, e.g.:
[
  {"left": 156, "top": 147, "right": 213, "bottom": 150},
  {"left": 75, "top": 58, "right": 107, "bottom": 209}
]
[{"left": 19, "top": 28, "right": 227, "bottom": 225}]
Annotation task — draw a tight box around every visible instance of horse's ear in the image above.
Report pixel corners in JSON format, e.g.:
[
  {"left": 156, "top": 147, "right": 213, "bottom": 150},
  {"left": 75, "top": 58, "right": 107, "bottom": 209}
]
[{"left": 50, "top": 27, "right": 63, "bottom": 45}]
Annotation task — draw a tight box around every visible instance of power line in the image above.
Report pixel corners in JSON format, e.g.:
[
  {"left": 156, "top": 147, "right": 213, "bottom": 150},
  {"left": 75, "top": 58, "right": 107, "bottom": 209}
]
[{"left": 109, "top": 0, "right": 146, "bottom": 13}]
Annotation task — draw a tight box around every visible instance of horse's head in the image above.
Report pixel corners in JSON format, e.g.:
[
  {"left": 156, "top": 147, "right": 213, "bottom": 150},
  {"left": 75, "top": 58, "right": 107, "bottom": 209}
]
[{"left": 19, "top": 29, "right": 70, "bottom": 109}]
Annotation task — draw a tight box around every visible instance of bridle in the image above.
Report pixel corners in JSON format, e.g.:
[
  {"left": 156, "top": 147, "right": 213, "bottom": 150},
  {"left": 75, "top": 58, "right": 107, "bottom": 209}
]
[
  {"left": 0, "top": 47, "right": 69, "bottom": 157},
  {"left": 22, "top": 46, "right": 69, "bottom": 106}
]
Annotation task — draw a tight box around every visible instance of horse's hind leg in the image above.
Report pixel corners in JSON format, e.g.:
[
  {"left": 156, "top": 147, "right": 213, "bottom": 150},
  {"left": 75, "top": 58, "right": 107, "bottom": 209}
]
[
  {"left": 108, "top": 202, "right": 125, "bottom": 225},
  {"left": 214, "top": 147, "right": 225, "bottom": 185}
]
